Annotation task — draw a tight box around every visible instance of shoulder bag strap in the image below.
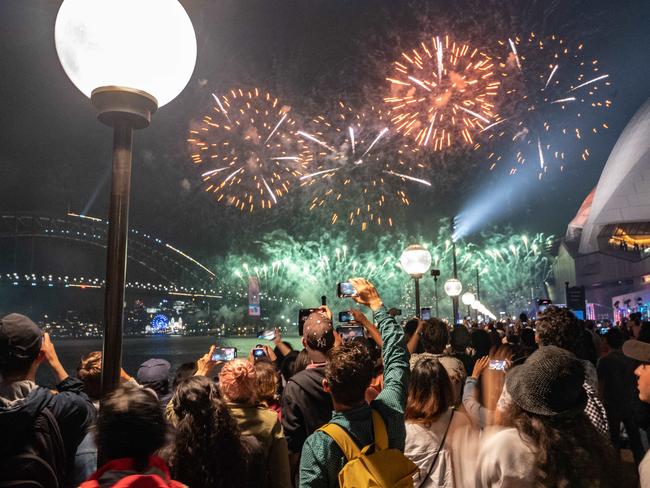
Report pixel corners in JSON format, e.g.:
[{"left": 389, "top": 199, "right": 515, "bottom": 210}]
[
  {"left": 417, "top": 408, "right": 455, "bottom": 488},
  {"left": 370, "top": 410, "right": 389, "bottom": 451},
  {"left": 318, "top": 423, "right": 362, "bottom": 461}
]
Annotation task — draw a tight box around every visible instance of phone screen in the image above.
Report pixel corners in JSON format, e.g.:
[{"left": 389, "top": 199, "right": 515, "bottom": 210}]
[
  {"left": 338, "top": 311, "right": 353, "bottom": 323},
  {"left": 212, "top": 347, "right": 237, "bottom": 362},
  {"left": 253, "top": 348, "right": 266, "bottom": 359},
  {"left": 258, "top": 330, "right": 276, "bottom": 341},
  {"left": 337, "top": 282, "right": 357, "bottom": 298},
  {"left": 488, "top": 359, "right": 506, "bottom": 371},
  {"left": 337, "top": 325, "right": 364, "bottom": 341},
  {"left": 420, "top": 307, "right": 431, "bottom": 320}
]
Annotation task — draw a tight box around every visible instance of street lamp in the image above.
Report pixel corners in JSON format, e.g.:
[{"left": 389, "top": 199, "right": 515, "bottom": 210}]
[
  {"left": 55, "top": 0, "right": 197, "bottom": 394},
  {"left": 400, "top": 244, "right": 432, "bottom": 318},
  {"left": 444, "top": 278, "right": 462, "bottom": 323},
  {"left": 461, "top": 291, "right": 475, "bottom": 318}
]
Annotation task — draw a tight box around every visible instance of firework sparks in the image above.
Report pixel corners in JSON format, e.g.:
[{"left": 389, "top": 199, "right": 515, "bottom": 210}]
[
  {"left": 385, "top": 35, "right": 501, "bottom": 151},
  {"left": 188, "top": 88, "right": 311, "bottom": 212},
  {"left": 298, "top": 103, "right": 428, "bottom": 229},
  {"left": 490, "top": 34, "right": 613, "bottom": 176}
]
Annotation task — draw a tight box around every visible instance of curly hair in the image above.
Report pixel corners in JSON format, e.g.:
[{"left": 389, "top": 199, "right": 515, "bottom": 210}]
[
  {"left": 325, "top": 342, "right": 374, "bottom": 405},
  {"left": 504, "top": 402, "right": 619, "bottom": 487},
  {"left": 420, "top": 318, "right": 449, "bottom": 354},
  {"left": 254, "top": 360, "right": 279, "bottom": 405},
  {"left": 535, "top": 306, "right": 582, "bottom": 354},
  {"left": 168, "top": 376, "right": 249, "bottom": 488},
  {"left": 77, "top": 351, "right": 102, "bottom": 401},
  {"left": 96, "top": 383, "right": 167, "bottom": 471}
]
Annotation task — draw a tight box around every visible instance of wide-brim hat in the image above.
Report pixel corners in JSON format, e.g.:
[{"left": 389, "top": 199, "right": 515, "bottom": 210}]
[
  {"left": 506, "top": 345, "right": 587, "bottom": 417},
  {"left": 623, "top": 339, "right": 650, "bottom": 363}
]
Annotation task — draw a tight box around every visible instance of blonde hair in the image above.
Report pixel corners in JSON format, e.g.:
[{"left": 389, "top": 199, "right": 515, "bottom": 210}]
[
  {"left": 218, "top": 359, "right": 256, "bottom": 403},
  {"left": 77, "top": 351, "right": 102, "bottom": 400}
]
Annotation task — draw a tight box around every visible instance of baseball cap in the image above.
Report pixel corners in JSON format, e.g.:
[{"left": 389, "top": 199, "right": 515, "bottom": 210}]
[
  {"left": 0, "top": 313, "right": 43, "bottom": 364},
  {"left": 137, "top": 358, "right": 171, "bottom": 384},
  {"left": 623, "top": 339, "right": 650, "bottom": 363},
  {"left": 303, "top": 311, "right": 335, "bottom": 352}
]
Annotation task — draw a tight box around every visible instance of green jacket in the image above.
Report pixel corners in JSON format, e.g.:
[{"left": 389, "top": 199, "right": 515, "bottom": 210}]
[
  {"left": 299, "top": 307, "right": 410, "bottom": 488},
  {"left": 228, "top": 402, "right": 292, "bottom": 488}
]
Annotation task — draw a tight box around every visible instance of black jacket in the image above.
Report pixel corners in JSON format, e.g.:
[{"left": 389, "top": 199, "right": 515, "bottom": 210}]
[
  {"left": 281, "top": 366, "right": 333, "bottom": 453},
  {"left": 0, "top": 377, "right": 96, "bottom": 480}
]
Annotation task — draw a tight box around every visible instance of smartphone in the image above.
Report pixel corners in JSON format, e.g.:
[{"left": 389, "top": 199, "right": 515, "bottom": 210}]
[
  {"left": 337, "top": 282, "right": 357, "bottom": 298},
  {"left": 211, "top": 346, "right": 237, "bottom": 362},
  {"left": 420, "top": 307, "right": 431, "bottom": 320},
  {"left": 598, "top": 327, "right": 609, "bottom": 336},
  {"left": 336, "top": 325, "right": 364, "bottom": 341},
  {"left": 253, "top": 347, "right": 267, "bottom": 360},
  {"left": 258, "top": 330, "right": 276, "bottom": 341},
  {"left": 298, "top": 307, "right": 319, "bottom": 336},
  {"left": 488, "top": 359, "right": 506, "bottom": 371},
  {"left": 338, "top": 311, "right": 353, "bottom": 323}
]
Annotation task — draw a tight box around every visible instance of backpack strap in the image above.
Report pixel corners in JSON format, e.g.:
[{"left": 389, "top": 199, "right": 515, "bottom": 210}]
[
  {"left": 370, "top": 410, "right": 388, "bottom": 451},
  {"left": 318, "top": 423, "right": 361, "bottom": 461}
]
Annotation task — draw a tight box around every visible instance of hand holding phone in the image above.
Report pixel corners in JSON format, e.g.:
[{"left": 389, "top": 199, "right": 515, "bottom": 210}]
[
  {"left": 337, "top": 282, "right": 357, "bottom": 298},
  {"left": 211, "top": 346, "right": 237, "bottom": 362},
  {"left": 338, "top": 311, "right": 353, "bottom": 323},
  {"left": 252, "top": 347, "right": 267, "bottom": 360},
  {"left": 336, "top": 325, "right": 365, "bottom": 341}
]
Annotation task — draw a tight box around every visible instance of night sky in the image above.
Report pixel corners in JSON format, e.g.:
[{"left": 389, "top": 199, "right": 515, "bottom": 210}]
[{"left": 1, "top": 0, "right": 649, "bottom": 264}]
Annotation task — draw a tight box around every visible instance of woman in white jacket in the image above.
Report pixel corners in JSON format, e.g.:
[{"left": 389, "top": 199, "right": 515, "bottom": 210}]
[{"left": 404, "top": 356, "right": 478, "bottom": 488}]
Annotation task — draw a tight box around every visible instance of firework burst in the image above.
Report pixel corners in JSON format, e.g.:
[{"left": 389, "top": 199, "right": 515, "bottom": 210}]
[
  {"left": 187, "top": 88, "right": 312, "bottom": 212},
  {"left": 297, "top": 102, "right": 431, "bottom": 230},
  {"left": 487, "top": 33, "right": 612, "bottom": 177},
  {"left": 384, "top": 35, "right": 501, "bottom": 151}
]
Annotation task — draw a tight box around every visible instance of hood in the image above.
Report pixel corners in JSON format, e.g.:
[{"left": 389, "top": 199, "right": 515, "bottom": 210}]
[
  {"left": 0, "top": 381, "right": 52, "bottom": 443},
  {"left": 290, "top": 366, "right": 326, "bottom": 398}
]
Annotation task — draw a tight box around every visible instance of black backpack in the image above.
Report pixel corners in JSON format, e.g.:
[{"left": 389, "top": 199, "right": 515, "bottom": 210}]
[{"left": 0, "top": 408, "right": 66, "bottom": 488}]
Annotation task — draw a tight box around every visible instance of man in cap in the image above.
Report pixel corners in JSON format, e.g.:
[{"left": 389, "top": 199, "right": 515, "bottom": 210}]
[
  {"left": 282, "top": 305, "right": 339, "bottom": 482},
  {"left": 0, "top": 313, "right": 95, "bottom": 485},
  {"left": 137, "top": 358, "right": 172, "bottom": 406},
  {"left": 623, "top": 338, "right": 650, "bottom": 487}
]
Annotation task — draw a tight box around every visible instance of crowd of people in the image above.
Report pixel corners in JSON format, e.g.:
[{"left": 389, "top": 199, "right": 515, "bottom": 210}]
[{"left": 1, "top": 278, "right": 650, "bottom": 487}]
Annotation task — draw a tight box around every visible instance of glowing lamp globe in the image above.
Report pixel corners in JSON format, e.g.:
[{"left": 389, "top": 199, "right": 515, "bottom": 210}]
[
  {"left": 55, "top": 0, "right": 197, "bottom": 111},
  {"left": 461, "top": 292, "right": 476, "bottom": 306},
  {"left": 400, "top": 245, "right": 432, "bottom": 278},
  {"left": 444, "top": 278, "right": 462, "bottom": 297},
  {"left": 471, "top": 300, "right": 481, "bottom": 310}
]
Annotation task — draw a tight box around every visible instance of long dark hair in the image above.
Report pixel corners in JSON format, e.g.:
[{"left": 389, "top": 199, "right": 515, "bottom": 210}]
[
  {"left": 505, "top": 402, "right": 619, "bottom": 487},
  {"left": 167, "top": 376, "right": 249, "bottom": 488},
  {"left": 405, "top": 357, "right": 453, "bottom": 424}
]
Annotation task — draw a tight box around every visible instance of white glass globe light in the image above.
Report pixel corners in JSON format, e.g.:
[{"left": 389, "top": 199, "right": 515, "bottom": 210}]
[
  {"left": 399, "top": 245, "right": 432, "bottom": 277},
  {"left": 443, "top": 278, "right": 462, "bottom": 297},
  {"left": 461, "top": 292, "right": 476, "bottom": 306},
  {"left": 55, "top": 0, "right": 197, "bottom": 108}
]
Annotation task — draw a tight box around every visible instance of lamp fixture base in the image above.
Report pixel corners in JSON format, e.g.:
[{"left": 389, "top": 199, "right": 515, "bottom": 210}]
[{"left": 91, "top": 86, "right": 158, "bottom": 129}]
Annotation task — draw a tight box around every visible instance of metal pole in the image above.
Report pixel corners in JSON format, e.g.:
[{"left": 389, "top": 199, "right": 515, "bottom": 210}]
[
  {"left": 452, "top": 240, "right": 459, "bottom": 324},
  {"left": 414, "top": 277, "right": 421, "bottom": 318},
  {"left": 101, "top": 124, "right": 133, "bottom": 395},
  {"left": 434, "top": 276, "right": 439, "bottom": 318},
  {"left": 476, "top": 268, "right": 480, "bottom": 301}
]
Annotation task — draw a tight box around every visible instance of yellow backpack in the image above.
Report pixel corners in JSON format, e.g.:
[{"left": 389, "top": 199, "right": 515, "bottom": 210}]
[{"left": 318, "top": 410, "right": 418, "bottom": 488}]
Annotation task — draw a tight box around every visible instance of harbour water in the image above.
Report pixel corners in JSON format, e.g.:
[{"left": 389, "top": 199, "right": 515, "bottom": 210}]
[{"left": 38, "top": 335, "right": 303, "bottom": 386}]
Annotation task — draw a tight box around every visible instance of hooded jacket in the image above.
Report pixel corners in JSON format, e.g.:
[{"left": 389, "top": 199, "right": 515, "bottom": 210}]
[
  {"left": 0, "top": 377, "right": 96, "bottom": 483},
  {"left": 281, "top": 365, "right": 333, "bottom": 453}
]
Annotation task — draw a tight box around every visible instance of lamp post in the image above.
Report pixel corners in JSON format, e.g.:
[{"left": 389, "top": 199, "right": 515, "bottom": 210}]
[
  {"left": 55, "top": 0, "right": 197, "bottom": 394},
  {"left": 461, "top": 291, "right": 476, "bottom": 319},
  {"left": 450, "top": 217, "right": 460, "bottom": 323},
  {"left": 476, "top": 268, "right": 480, "bottom": 301},
  {"left": 431, "top": 269, "right": 441, "bottom": 317},
  {"left": 400, "top": 245, "right": 432, "bottom": 318},
  {"left": 444, "top": 278, "right": 462, "bottom": 323}
]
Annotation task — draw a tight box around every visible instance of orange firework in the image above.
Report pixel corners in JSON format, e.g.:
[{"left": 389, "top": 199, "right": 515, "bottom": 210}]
[
  {"left": 385, "top": 35, "right": 501, "bottom": 151},
  {"left": 187, "top": 88, "right": 311, "bottom": 212}
]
